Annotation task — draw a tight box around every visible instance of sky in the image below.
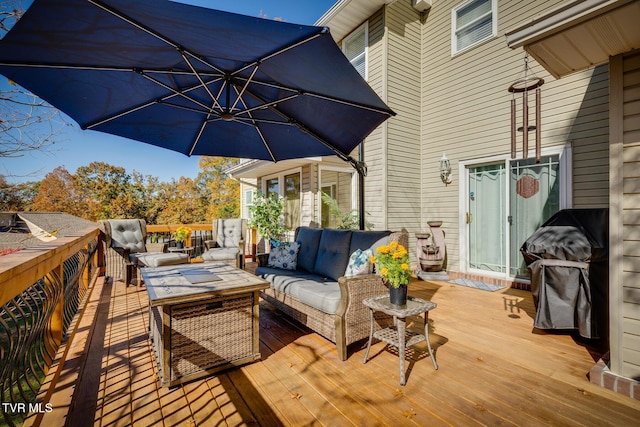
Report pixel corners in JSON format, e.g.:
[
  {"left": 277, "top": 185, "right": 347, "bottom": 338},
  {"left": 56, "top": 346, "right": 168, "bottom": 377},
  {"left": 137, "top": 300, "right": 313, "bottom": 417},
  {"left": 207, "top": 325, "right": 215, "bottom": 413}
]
[{"left": 1, "top": 0, "right": 337, "bottom": 184}]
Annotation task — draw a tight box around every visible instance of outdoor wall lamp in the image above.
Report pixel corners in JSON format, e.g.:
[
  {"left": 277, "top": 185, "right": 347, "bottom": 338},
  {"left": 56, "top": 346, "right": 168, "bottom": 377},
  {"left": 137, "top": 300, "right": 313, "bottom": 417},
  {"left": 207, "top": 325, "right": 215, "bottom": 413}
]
[{"left": 439, "top": 152, "right": 452, "bottom": 185}]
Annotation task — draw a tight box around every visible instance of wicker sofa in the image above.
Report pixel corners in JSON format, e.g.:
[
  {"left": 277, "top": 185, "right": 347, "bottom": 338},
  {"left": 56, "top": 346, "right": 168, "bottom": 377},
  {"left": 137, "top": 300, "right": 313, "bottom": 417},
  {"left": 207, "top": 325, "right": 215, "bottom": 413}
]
[{"left": 255, "top": 226, "right": 408, "bottom": 361}]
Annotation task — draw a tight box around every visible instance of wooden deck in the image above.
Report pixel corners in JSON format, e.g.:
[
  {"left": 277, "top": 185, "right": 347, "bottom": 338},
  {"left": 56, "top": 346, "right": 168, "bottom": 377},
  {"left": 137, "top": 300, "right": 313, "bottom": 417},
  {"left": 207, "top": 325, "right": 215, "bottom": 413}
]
[{"left": 28, "top": 266, "right": 640, "bottom": 426}]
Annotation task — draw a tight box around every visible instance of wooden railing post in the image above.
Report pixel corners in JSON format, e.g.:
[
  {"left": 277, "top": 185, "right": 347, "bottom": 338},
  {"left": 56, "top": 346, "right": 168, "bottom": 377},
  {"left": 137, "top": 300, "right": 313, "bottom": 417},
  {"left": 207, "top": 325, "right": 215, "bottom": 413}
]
[{"left": 50, "top": 263, "right": 65, "bottom": 346}]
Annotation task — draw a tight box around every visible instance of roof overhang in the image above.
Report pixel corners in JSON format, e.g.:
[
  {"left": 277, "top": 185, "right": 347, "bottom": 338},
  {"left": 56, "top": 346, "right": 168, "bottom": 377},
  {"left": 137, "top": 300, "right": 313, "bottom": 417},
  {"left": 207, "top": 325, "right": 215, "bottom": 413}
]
[
  {"left": 227, "top": 157, "right": 323, "bottom": 179},
  {"left": 316, "top": 0, "right": 391, "bottom": 42},
  {"left": 505, "top": 0, "right": 640, "bottom": 78}
]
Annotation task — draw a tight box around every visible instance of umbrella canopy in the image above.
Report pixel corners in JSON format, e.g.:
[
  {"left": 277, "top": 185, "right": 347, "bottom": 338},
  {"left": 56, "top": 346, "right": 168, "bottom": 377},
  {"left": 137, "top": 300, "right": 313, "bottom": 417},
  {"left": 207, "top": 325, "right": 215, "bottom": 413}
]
[{"left": 0, "top": 0, "right": 394, "bottom": 163}]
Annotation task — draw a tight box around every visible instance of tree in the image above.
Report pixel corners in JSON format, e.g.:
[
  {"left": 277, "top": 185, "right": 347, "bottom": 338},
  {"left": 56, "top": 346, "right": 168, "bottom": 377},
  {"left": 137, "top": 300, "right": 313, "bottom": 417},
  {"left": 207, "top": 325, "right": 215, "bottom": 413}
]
[
  {"left": 0, "top": 175, "right": 38, "bottom": 211},
  {"left": 75, "top": 162, "right": 131, "bottom": 219},
  {"left": 31, "top": 166, "right": 95, "bottom": 218},
  {"left": 0, "top": 2, "right": 67, "bottom": 161},
  {"left": 196, "top": 157, "right": 240, "bottom": 219},
  {"left": 156, "top": 177, "right": 207, "bottom": 224}
]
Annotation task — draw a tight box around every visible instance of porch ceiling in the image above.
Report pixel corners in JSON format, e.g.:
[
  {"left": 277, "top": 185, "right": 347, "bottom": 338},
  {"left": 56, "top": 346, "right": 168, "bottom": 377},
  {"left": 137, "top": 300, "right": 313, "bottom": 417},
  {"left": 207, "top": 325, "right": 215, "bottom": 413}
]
[
  {"left": 505, "top": 0, "right": 640, "bottom": 79},
  {"left": 316, "top": 0, "right": 390, "bottom": 42}
]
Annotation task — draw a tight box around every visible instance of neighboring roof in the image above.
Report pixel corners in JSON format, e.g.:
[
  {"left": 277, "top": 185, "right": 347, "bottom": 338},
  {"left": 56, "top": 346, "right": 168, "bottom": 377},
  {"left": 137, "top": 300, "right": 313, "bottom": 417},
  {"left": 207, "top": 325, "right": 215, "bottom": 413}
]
[
  {"left": 316, "top": 0, "right": 391, "bottom": 42},
  {"left": 505, "top": 0, "right": 640, "bottom": 78},
  {"left": 0, "top": 212, "right": 97, "bottom": 250}
]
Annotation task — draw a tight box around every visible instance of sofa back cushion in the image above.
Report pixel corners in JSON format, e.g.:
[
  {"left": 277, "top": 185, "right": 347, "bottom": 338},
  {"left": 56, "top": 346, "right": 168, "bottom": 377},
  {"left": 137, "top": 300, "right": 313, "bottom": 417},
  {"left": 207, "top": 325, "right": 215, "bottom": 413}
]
[
  {"left": 313, "top": 229, "right": 352, "bottom": 281},
  {"left": 295, "top": 227, "right": 323, "bottom": 273},
  {"left": 349, "top": 230, "right": 391, "bottom": 255}
]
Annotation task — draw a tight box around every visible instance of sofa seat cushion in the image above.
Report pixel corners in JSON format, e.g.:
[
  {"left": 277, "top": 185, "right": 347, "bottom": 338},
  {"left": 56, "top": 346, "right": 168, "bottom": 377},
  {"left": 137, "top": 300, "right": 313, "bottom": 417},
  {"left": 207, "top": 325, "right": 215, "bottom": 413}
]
[
  {"left": 201, "top": 247, "right": 239, "bottom": 261},
  {"left": 135, "top": 252, "right": 189, "bottom": 267},
  {"left": 256, "top": 266, "right": 341, "bottom": 315}
]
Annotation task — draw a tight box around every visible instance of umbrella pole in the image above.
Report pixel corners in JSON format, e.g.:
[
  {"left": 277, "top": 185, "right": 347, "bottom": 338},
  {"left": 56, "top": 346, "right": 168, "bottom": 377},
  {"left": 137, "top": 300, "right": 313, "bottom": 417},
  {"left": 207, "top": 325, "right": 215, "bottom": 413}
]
[{"left": 352, "top": 143, "right": 367, "bottom": 231}]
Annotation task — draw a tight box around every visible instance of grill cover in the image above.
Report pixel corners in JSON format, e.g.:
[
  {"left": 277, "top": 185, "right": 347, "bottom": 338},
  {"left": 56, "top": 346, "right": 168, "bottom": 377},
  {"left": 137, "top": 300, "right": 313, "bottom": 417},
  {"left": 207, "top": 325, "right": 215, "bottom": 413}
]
[{"left": 521, "top": 209, "right": 608, "bottom": 339}]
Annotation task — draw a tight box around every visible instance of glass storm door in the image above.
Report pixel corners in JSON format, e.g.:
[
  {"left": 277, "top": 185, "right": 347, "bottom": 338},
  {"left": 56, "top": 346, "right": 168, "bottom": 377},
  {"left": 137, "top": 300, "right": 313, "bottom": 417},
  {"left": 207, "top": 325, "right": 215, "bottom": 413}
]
[
  {"left": 509, "top": 155, "right": 560, "bottom": 276},
  {"left": 468, "top": 163, "right": 507, "bottom": 273}
]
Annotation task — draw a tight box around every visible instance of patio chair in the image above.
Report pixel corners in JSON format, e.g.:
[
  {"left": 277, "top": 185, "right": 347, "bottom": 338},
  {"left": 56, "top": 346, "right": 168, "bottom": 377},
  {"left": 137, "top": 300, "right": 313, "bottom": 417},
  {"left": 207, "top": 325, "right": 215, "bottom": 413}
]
[
  {"left": 99, "top": 219, "right": 188, "bottom": 285},
  {"left": 201, "top": 218, "right": 247, "bottom": 268}
]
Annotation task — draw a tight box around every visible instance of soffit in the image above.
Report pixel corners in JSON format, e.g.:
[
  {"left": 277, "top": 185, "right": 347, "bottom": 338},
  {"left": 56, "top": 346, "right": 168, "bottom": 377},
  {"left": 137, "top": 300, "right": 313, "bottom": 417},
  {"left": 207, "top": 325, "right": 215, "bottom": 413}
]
[
  {"left": 228, "top": 158, "right": 323, "bottom": 179},
  {"left": 316, "top": 0, "right": 390, "bottom": 42},
  {"left": 505, "top": 0, "right": 640, "bottom": 79}
]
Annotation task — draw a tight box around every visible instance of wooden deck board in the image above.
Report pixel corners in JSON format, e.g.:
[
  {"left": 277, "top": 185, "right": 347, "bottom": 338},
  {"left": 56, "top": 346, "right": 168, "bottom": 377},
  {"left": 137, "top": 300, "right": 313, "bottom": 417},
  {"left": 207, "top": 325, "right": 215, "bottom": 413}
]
[{"left": 27, "top": 268, "right": 640, "bottom": 426}]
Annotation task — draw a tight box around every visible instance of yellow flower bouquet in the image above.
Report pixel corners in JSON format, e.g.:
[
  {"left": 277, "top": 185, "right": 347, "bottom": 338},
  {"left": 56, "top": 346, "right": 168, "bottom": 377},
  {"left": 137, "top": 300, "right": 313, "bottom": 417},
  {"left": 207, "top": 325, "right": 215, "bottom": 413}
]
[
  {"left": 371, "top": 241, "right": 411, "bottom": 288},
  {"left": 174, "top": 225, "right": 192, "bottom": 243}
]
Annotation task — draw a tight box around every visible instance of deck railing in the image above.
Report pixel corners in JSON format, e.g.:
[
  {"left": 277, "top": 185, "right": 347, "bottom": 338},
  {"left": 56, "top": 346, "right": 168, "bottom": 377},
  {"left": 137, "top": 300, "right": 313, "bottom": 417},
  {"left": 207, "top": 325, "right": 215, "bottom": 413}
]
[
  {"left": 0, "top": 221, "right": 254, "bottom": 426},
  {"left": 0, "top": 227, "right": 102, "bottom": 427}
]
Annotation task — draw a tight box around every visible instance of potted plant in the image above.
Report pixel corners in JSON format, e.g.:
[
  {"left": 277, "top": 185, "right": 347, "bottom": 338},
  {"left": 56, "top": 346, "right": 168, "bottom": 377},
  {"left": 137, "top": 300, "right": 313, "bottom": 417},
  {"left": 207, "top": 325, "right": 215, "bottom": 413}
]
[
  {"left": 173, "top": 225, "right": 192, "bottom": 249},
  {"left": 248, "top": 192, "right": 288, "bottom": 245},
  {"left": 371, "top": 241, "right": 411, "bottom": 306}
]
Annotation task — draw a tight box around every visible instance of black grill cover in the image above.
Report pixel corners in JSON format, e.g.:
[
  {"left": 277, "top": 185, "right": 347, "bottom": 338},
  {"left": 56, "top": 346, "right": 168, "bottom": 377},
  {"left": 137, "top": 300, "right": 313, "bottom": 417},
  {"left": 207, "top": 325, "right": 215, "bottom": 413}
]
[{"left": 521, "top": 209, "right": 608, "bottom": 339}]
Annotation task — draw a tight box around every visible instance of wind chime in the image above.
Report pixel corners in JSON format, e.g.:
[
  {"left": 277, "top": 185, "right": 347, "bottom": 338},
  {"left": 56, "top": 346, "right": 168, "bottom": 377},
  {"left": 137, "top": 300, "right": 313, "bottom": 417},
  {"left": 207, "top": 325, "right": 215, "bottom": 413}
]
[{"left": 508, "top": 54, "right": 544, "bottom": 162}]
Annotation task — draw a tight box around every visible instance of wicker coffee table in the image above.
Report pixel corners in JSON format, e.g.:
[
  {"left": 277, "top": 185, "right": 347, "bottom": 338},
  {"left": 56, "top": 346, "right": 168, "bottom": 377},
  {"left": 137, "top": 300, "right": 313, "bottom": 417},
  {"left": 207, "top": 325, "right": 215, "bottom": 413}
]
[
  {"left": 362, "top": 295, "right": 438, "bottom": 385},
  {"left": 142, "top": 263, "right": 269, "bottom": 387}
]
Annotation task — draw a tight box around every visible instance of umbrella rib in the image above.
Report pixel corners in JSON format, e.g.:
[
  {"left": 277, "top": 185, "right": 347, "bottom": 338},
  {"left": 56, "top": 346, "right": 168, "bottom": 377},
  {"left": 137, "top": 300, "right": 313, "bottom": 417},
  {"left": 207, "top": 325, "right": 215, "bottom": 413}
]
[
  {"left": 138, "top": 71, "right": 218, "bottom": 113},
  {"left": 85, "top": 77, "right": 220, "bottom": 128},
  {"left": 230, "top": 65, "right": 259, "bottom": 112},
  {"left": 241, "top": 86, "right": 352, "bottom": 160},
  {"left": 232, "top": 31, "right": 323, "bottom": 77},
  {"left": 189, "top": 118, "right": 210, "bottom": 156},
  {"left": 239, "top": 77, "right": 395, "bottom": 116},
  {"left": 179, "top": 51, "right": 223, "bottom": 110},
  {"left": 236, "top": 93, "right": 299, "bottom": 117}
]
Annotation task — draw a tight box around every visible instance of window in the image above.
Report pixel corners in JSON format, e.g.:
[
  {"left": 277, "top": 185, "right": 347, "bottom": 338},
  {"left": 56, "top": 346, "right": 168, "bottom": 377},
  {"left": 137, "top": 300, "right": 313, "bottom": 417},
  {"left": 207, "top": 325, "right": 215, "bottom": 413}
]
[
  {"left": 320, "top": 168, "right": 355, "bottom": 228},
  {"left": 262, "top": 170, "right": 301, "bottom": 231},
  {"left": 244, "top": 190, "right": 253, "bottom": 219},
  {"left": 343, "top": 23, "right": 367, "bottom": 79},
  {"left": 452, "top": 0, "right": 496, "bottom": 55}
]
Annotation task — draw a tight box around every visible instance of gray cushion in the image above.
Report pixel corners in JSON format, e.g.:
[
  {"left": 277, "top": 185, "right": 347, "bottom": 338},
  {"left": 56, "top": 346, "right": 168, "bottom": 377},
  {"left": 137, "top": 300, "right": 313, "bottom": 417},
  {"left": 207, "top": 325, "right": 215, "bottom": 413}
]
[
  {"left": 256, "top": 267, "right": 341, "bottom": 314},
  {"left": 313, "top": 229, "right": 352, "bottom": 281},
  {"left": 295, "top": 227, "right": 323, "bottom": 273},
  {"left": 135, "top": 253, "right": 188, "bottom": 267},
  {"left": 216, "top": 219, "right": 243, "bottom": 248},
  {"left": 349, "top": 230, "right": 391, "bottom": 255},
  {"left": 201, "top": 247, "right": 239, "bottom": 261},
  {"left": 109, "top": 219, "right": 146, "bottom": 253}
]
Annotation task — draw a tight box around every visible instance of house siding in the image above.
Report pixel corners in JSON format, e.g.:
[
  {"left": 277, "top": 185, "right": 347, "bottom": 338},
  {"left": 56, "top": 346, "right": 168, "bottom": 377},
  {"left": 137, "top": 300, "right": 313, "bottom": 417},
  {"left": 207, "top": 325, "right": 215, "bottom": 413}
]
[
  {"left": 363, "top": 8, "right": 388, "bottom": 230},
  {"left": 618, "top": 51, "right": 640, "bottom": 378},
  {"left": 385, "top": 0, "right": 423, "bottom": 244},
  {"left": 419, "top": 0, "right": 610, "bottom": 273}
]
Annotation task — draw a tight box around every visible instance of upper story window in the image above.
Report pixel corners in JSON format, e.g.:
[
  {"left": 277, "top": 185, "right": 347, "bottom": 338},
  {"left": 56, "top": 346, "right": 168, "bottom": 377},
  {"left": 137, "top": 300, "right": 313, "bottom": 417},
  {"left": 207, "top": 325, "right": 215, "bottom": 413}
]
[
  {"left": 343, "top": 22, "right": 368, "bottom": 79},
  {"left": 452, "top": 0, "right": 497, "bottom": 55}
]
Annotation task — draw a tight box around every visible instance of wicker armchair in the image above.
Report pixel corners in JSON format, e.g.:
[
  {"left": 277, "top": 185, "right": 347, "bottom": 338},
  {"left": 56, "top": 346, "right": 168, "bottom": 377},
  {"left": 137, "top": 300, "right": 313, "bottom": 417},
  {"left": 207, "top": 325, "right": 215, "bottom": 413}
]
[
  {"left": 202, "top": 219, "right": 247, "bottom": 268},
  {"left": 99, "top": 219, "right": 186, "bottom": 285}
]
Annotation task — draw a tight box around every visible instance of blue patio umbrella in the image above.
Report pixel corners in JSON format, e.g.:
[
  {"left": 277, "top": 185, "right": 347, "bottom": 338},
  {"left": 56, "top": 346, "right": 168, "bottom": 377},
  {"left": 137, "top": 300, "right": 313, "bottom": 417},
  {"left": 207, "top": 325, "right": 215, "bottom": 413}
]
[{"left": 0, "top": 0, "right": 394, "bottom": 228}]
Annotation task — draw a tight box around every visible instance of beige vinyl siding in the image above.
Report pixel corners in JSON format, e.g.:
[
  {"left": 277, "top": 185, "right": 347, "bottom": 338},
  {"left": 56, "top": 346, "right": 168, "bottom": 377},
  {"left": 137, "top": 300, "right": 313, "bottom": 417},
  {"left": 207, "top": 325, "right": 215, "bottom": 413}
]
[
  {"left": 385, "top": 1, "right": 422, "bottom": 244},
  {"left": 420, "top": 0, "right": 609, "bottom": 272},
  {"left": 619, "top": 51, "right": 640, "bottom": 378},
  {"left": 362, "top": 8, "right": 387, "bottom": 230}
]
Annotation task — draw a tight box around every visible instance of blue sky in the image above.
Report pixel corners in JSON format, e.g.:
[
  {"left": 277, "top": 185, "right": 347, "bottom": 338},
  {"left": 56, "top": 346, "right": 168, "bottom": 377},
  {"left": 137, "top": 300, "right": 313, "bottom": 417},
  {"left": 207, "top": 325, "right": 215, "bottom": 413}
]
[{"left": 2, "top": 0, "right": 337, "bottom": 183}]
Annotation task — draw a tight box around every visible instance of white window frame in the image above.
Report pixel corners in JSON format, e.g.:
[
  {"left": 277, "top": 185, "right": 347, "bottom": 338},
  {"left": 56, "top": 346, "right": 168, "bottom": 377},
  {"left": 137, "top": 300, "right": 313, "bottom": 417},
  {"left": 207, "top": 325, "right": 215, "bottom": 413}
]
[
  {"left": 342, "top": 22, "right": 368, "bottom": 80},
  {"left": 318, "top": 165, "right": 357, "bottom": 227},
  {"left": 261, "top": 168, "right": 303, "bottom": 232},
  {"left": 451, "top": 0, "right": 497, "bottom": 56}
]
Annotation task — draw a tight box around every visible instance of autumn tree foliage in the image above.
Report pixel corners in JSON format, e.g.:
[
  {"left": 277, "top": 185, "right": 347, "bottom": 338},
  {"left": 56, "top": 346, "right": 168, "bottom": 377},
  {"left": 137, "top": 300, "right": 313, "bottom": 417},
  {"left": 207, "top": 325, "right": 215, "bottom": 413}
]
[
  {"left": 30, "top": 166, "right": 96, "bottom": 218},
  {"left": 197, "top": 157, "right": 240, "bottom": 219}
]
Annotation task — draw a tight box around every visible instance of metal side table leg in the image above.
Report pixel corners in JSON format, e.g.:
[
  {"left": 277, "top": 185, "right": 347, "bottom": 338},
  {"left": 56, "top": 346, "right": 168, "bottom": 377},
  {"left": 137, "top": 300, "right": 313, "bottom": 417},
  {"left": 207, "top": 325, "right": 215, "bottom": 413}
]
[
  {"left": 424, "top": 311, "right": 438, "bottom": 370},
  {"left": 398, "top": 318, "right": 407, "bottom": 386},
  {"left": 362, "top": 308, "right": 375, "bottom": 364}
]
